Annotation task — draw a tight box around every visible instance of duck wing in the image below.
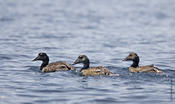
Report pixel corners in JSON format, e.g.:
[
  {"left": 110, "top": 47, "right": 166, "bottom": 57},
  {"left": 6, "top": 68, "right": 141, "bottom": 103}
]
[
  {"left": 81, "top": 66, "right": 118, "bottom": 76},
  {"left": 42, "top": 61, "right": 74, "bottom": 72},
  {"left": 138, "top": 65, "right": 163, "bottom": 73}
]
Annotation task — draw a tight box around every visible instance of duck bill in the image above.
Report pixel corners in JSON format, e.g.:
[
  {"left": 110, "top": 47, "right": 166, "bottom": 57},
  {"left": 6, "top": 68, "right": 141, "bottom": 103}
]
[
  {"left": 72, "top": 59, "right": 80, "bottom": 65},
  {"left": 122, "top": 57, "right": 129, "bottom": 61},
  {"left": 32, "top": 56, "right": 40, "bottom": 61}
]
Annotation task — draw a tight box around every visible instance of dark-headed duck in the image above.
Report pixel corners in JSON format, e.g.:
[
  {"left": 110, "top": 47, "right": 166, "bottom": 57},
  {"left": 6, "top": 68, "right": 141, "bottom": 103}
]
[
  {"left": 33, "top": 52, "right": 75, "bottom": 72},
  {"left": 123, "top": 52, "right": 163, "bottom": 73},
  {"left": 73, "top": 55, "right": 119, "bottom": 76}
]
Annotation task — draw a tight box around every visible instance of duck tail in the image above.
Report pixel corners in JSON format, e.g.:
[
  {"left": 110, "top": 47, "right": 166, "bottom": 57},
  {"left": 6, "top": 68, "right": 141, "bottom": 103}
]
[
  {"left": 153, "top": 67, "right": 167, "bottom": 76},
  {"left": 109, "top": 73, "right": 120, "bottom": 76}
]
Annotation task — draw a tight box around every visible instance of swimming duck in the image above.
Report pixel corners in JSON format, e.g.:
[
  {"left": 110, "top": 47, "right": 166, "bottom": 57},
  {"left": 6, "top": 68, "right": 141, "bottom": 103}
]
[
  {"left": 123, "top": 52, "right": 163, "bottom": 73},
  {"left": 32, "top": 52, "right": 75, "bottom": 72},
  {"left": 73, "top": 55, "right": 119, "bottom": 76}
]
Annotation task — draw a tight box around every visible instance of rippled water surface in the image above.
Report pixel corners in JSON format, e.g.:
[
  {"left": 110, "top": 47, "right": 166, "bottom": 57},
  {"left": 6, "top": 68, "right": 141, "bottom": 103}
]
[{"left": 0, "top": 0, "right": 175, "bottom": 104}]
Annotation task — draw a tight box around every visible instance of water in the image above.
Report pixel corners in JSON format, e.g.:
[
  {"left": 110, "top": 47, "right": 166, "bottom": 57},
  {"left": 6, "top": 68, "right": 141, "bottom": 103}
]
[{"left": 0, "top": 0, "right": 175, "bottom": 104}]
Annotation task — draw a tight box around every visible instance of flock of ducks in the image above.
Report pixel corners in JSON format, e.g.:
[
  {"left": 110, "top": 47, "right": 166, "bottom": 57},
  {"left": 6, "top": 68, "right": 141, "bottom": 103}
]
[{"left": 33, "top": 52, "right": 163, "bottom": 76}]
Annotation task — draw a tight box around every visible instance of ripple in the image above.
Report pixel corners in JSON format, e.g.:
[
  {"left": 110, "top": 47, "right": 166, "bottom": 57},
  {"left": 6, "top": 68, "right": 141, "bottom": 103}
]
[
  {"left": 0, "top": 0, "right": 175, "bottom": 104},
  {"left": 34, "top": 98, "right": 69, "bottom": 104},
  {"left": 0, "top": 17, "right": 14, "bottom": 22}
]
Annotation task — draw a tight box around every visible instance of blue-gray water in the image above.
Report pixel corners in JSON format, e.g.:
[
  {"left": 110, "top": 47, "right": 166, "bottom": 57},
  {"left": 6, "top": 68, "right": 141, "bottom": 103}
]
[{"left": 0, "top": 0, "right": 175, "bottom": 104}]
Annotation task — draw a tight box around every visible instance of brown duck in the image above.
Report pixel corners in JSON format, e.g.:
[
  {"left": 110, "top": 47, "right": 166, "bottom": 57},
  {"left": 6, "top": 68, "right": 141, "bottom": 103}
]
[
  {"left": 32, "top": 52, "right": 74, "bottom": 72},
  {"left": 123, "top": 52, "right": 163, "bottom": 73},
  {"left": 73, "top": 55, "right": 119, "bottom": 76}
]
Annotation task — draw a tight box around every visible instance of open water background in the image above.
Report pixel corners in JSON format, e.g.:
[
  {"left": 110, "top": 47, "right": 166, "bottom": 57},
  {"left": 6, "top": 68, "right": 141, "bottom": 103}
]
[{"left": 0, "top": 0, "right": 175, "bottom": 104}]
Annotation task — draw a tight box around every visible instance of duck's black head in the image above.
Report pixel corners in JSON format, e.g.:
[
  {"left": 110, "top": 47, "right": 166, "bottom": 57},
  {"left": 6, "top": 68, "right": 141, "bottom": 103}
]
[
  {"left": 73, "top": 55, "right": 90, "bottom": 69},
  {"left": 33, "top": 52, "right": 49, "bottom": 70},
  {"left": 73, "top": 55, "right": 89, "bottom": 65},
  {"left": 32, "top": 52, "right": 49, "bottom": 62},
  {"left": 123, "top": 52, "right": 139, "bottom": 61},
  {"left": 123, "top": 52, "right": 140, "bottom": 67}
]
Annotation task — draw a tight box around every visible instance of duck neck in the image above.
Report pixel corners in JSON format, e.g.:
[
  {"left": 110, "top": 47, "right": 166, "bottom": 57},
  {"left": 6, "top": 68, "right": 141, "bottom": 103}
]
[
  {"left": 81, "top": 59, "right": 90, "bottom": 71},
  {"left": 41, "top": 59, "right": 49, "bottom": 70},
  {"left": 131, "top": 57, "right": 139, "bottom": 68}
]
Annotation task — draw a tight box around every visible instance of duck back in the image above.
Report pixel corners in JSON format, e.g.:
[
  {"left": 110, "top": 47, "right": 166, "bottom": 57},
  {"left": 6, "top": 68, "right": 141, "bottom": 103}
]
[
  {"left": 81, "top": 66, "right": 115, "bottom": 76},
  {"left": 42, "top": 61, "right": 74, "bottom": 72},
  {"left": 129, "top": 64, "right": 163, "bottom": 73}
]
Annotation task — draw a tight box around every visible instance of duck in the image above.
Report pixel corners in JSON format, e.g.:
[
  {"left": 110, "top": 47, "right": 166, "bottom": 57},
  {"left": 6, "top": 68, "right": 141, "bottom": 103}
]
[
  {"left": 123, "top": 52, "right": 163, "bottom": 73},
  {"left": 32, "top": 52, "right": 75, "bottom": 72},
  {"left": 73, "top": 55, "right": 119, "bottom": 76}
]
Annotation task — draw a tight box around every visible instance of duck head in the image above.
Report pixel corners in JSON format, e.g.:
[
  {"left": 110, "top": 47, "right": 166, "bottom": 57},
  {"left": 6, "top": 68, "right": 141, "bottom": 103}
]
[
  {"left": 73, "top": 55, "right": 89, "bottom": 64},
  {"left": 33, "top": 52, "right": 49, "bottom": 62},
  {"left": 33, "top": 52, "right": 49, "bottom": 70},
  {"left": 73, "top": 55, "right": 90, "bottom": 69},
  {"left": 123, "top": 52, "right": 140, "bottom": 67},
  {"left": 123, "top": 52, "right": 139, "bottom": 61}
]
